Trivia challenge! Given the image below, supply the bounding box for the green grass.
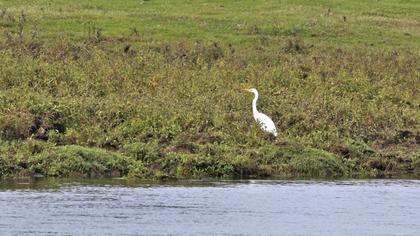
[0,0,419,179]
[1,0,419,48]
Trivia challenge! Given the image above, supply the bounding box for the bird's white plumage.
[255,113,278,136]
[246,88,278,137]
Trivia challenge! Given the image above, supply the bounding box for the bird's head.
[244,88,258,94]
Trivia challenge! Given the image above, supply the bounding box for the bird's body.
[246,88,278,137]
[254,112,278,137]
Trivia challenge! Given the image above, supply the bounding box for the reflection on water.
[1,179,419,236]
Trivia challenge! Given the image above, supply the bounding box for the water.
[0,179,419,236]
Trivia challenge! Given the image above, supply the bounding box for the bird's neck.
[252,92,259,118]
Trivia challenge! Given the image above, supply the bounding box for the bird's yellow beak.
[243,88,251,92]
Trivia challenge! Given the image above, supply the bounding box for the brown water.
[0,179,419,236]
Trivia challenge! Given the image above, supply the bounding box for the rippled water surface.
[1,179,419,236]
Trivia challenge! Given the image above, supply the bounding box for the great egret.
[245,88,278,137]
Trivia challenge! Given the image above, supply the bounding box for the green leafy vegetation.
[0,0,419,179]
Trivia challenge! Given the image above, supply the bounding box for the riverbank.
[1,140,419,179]
[1,0,419,179]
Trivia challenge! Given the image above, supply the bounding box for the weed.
[0,1,419,179]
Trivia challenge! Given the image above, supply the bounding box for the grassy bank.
[0,0,419,179]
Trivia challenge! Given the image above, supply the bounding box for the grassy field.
[0,0,419,179]
[1,0,420,48]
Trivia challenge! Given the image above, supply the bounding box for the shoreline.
[1,143,419,180]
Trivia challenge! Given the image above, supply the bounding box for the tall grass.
[0,2,419,179]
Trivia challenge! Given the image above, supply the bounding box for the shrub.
[29,145,140,177]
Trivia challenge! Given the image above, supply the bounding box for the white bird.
[245,88,278,137]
